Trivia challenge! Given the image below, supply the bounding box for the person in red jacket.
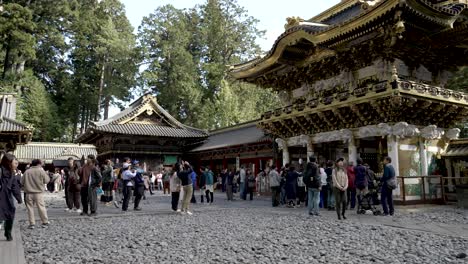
[346,161,356,210]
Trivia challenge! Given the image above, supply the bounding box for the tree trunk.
[96,60,106,121]
[103,95,111,120]
[80,105,85,134]
[2,35,12,80]
[85,107,90,131]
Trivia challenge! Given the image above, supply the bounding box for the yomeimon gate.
[78,93,208,170]
[230,0,468,200]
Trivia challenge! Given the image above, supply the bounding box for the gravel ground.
[394,208,468,225]
[20,207,468,264]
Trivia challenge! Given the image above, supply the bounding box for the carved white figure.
[420,125,444,140]
[377,123,392,137]
[275,138,288,150]
[445,128,461,140]
[340,129,353,143]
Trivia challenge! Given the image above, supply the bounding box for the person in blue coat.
[190,171,197,204]
[285,165,299,207]
[381,157,396,216]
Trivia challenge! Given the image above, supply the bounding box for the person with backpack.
[303,156,321,216]
[381,156,396,216]
[78,155,102,216]
[332,158,348,220]
[354,158,368,209]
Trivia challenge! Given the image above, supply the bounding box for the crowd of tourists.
[0,150,396,242]
[268,156,396,220]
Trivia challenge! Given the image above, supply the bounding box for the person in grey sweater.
[269,166,281,207]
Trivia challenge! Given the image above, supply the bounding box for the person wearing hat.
[132,160,145,211]
[332,158,348,220]
[121,162,136,212]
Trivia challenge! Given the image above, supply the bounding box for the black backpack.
[303,163,318,188]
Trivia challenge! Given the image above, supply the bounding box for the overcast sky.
[108,0,340,117]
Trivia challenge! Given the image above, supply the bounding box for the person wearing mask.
[285,165,299,208]
[354,158,368,210]
[177,161,193,215]
[132,161,145,211]
[78,155,102,216]
[246,169,256,201]
[319,163,328,208]
[239,166,247,200]
[269,166,281,207]
[325,160,335,211]
[22,158,49,228]
[346,161,356,210]
[121,163,136,212]
[332,158,348,220]
[204,167,214,204]
[64,159,81,213]
[101,160,114,205]
[0,153,23,240]
[170,166,181,211]
[381,157,396,216]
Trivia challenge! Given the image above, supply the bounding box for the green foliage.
[446,66,468,92]
[139,0,279,130]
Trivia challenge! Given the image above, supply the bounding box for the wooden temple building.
[189,121,274,171]
[229,0,468,200]
[0,93,32,152]
[77,93,208,171]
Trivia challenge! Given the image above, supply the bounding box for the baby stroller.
[357,189,381,215]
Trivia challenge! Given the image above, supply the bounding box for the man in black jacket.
[304,156,321,216]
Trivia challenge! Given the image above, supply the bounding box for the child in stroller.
[357,164,381,215]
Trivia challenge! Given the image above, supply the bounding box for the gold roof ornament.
[284,17,305,30]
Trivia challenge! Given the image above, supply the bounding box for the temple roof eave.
[229,0,468,80]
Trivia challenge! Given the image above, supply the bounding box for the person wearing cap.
[121,162,136,212]
[332,158,348,220]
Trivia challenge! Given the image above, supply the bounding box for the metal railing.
[395,176,468,205]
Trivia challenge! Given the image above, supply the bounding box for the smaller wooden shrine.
[77,93,208,170]
[0,93,32,152]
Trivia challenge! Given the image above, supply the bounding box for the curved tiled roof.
[13,142,97,163]
[93,123,207,138]
[0,116,31,132]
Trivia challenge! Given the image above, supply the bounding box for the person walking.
[64,159,81,213]
[239,166,247,200]
[101,159,114,205]
[285,165,299,208]
[170,166,181,211]
[304,157,321,216]
[199,168,206,203]
[21,159,49,229]
[269,166,281,207]
[121,163,136,212]
[143,173,151,199]
[78,155,102,216]
[325,160,335,211]
[52,168,62,193]
[354,158,368,209]
[177,161,193,215]
[381,157,396,216]
[0,153,23,241]
[346,161,356,210]
[247,169,256,201]
[332,158,348,220]
[204,167,214,204]
[156,171,163,191]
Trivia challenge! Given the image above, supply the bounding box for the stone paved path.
[3,190,468,263]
